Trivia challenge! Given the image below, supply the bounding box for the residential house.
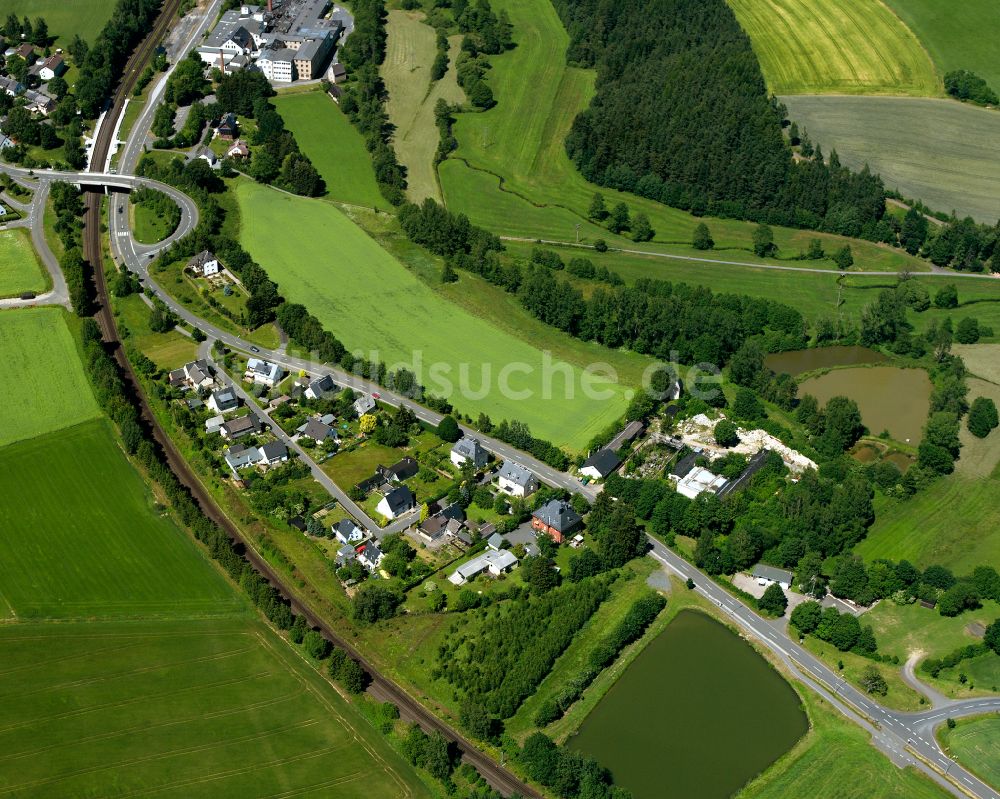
[376,484,415,520]
[226,140,250,159]
[24,90,54,115]
[675,466,728,500]
[751,564,794,591]
[205,414,225,434]
[258,440,289,466]
[298,417,338,444]
[304,373,336,400]
[188,250,222,277]
[447,522,473,549]
[451,436,488,469]
[220,413,262,439]
[335,542,357,567]
[207,387,239,413]
[245,357,283,387]
[532,499,583,544]
[497,460,539,497]
[357,541,384,572]
[353,394,376,417]
[216,112,238,140]
[224,444,260,471]
[195,146,220,169]
[15,44,35,64]
[378,457,418,483]
[333,518,365,545]
[669,451,698,481]
[417,503,465,543]
[579,449,621,481]
[174,359,214,389]
[38,55,66,82]
[448,550,518,586]
[486,532,505,551]
[329,62,347,82]
[0,76,23,97]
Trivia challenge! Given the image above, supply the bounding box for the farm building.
[674,466,728,500]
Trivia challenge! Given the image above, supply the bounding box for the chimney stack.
[268,0,273,12]
[219,51,226,76]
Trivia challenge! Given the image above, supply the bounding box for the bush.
[968,397,999,438]
[759,583,788,616]
[303,630,331,660]
[340,657,369,694]
[861,665,888,696]
[353,583,403,623]
[714,419,739,447]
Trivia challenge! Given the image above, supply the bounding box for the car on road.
[19,291,36,300]
[118,205,123,213]
[372,392,381,399]
[250,346,260,353]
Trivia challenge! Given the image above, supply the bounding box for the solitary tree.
[860,665,888,696]
[752,224,775,257]
[692,222,714,250]
[588,192,608,221]
[759,583,788,616]
[806,238,824,260]
[833,245,854,271]
[934,284,959,308]
[608,202,631,234]
[359,413,377,434]
[631,213,654,242]
[968,397,999,438]
[436,414,461,442]
[714,419,739,447]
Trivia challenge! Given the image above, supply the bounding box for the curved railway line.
[78,3,540,796]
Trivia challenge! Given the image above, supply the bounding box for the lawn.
[726,0,938,96]
[0,418,242,620]
[132,198,180,244]
[0,617,428,798]
[858,475,1000,573]
[236,180,633,450]
[862,599,1000,664]
[738,690,949,799]
[382,11,465,203]
[117,293,198,370]
[323,440,406,490]
[272,91,383,208]
[782,96,1000,223]
[436,0,926,274]
[3,0,113,49]
[938,716,1000,791]
[0,308,100,447]
[0,228,47,298]
[884,0,1000,92]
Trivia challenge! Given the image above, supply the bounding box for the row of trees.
[2,14,49,45]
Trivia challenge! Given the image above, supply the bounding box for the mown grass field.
[436,0,926,274]
[0,308,100,447]
[782,96,1000,223]
[132,200,179,245]
[0,618,424,799]
[858,475,1000,573]
[884,0,1000,92]
[0,418,242,620]
[727,0,938,96]
[938,716,1000,791]
[738,690,948,799]
[3,0,113,48]
[863,600,1000,664]
[272,91,383,208]
[118,292,198,370]
[236,180,633,449]
[382,11,465,203]
[0,228,47,298]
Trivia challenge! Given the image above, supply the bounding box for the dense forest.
[553,0,887,235]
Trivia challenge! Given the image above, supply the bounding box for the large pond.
[568,610,807,799]
[765,345,888,375]
[798,366,931,443]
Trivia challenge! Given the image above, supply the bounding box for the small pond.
[765,345,888,376]
[798,366,931,443]
[568,610,807,799]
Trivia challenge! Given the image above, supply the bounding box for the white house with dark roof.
[39,55,67,82]
[182,359,214,389]
[751,564,794,591]
[451,436,488,469]
[579,448,621,481]
[220,413,262,440]
[333,518,365,544]
[207,387,239,413]
[258,440,289,466]
[358,541,384,572]
[448,550,518,586]
[353,394,376,417]
[377,484,415,520]
[188,250,221,277]
[497,460,539,497]
[245,357,283,387]
[304,374,336,400]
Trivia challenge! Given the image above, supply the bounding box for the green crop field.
[3,0,113,49]
[783,96,1000,223]
[0,229,47,298]
[0,617,424,799]
[273,91,384,208]
[435,0,927,275]
[727,0,938,96]
[739,691,948,799]
[236,180,635,449]
[885,0,1000,92]
[938,717,1000,790]
[0,418,242,620]
[0,308,100,447]
[382,11,465,203]
[858,475,1000,573]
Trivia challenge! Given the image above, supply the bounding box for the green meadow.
[436,0,925,274]
[273,91,384,208]
[236,180,635,449]
[938,716,1000,791]
[884,0,1000,91]
[3,0,113,49]
[0,307,100,447]
[0,229,47,298]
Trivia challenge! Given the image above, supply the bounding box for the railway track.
[78,4,540,797]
